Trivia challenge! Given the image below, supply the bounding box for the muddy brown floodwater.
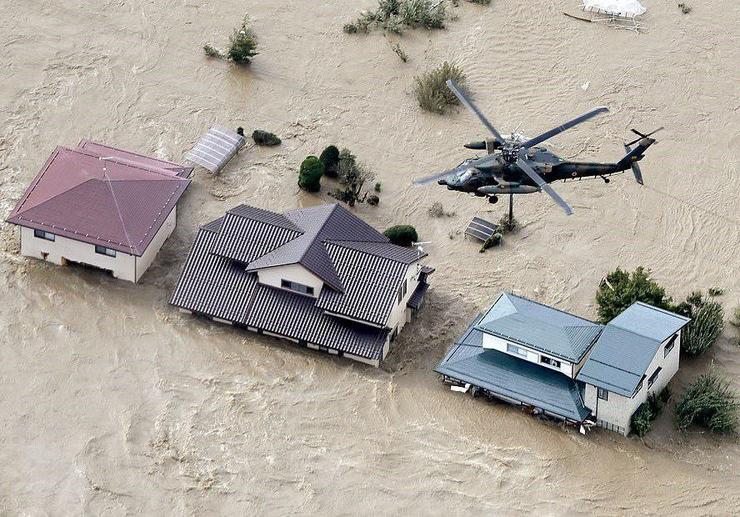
[1,0,739,515]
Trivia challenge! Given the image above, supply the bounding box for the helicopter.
[414,80,663,215]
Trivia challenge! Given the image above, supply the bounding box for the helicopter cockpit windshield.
[459,168,476,182]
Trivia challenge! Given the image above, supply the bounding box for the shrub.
[384,225,418,247]
[595,267,672,324]
[344,0,448,35]
[428,201,454,218]
[480,232,502,252]
[203,44,223,58]
[252,130,281,146]
[390,43,408,62]
[319,145,340,177]
[298,156,324,192]
[675,291,724,357]
[374,182,382,193]
[228,16,258,64]
[708,287,724,297]
[498,214,519,234]
[659,385,672,404]
[329,148,375,206]
[678,3,692,14]
[631,403,654,437]
[413,61,466,114]
[675,368,738,434]
[647,392,664,417]
[367,194,380,206]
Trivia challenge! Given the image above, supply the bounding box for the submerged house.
[6,140,191,282]
[170,203,433,366]
[436,293,690,435]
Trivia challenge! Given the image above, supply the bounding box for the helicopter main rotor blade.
[516,157,574,215]
[446,80,505,145]
[521,106,609,149]
[412,162,468,185]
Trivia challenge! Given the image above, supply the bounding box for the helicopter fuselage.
[439,144,647,196]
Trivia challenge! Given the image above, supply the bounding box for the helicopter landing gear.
[474,191,486,197]
[488,195,499,204]
[600,176,610,183]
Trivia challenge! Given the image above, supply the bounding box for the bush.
[498,214,519,234]
[675,368,738,434]
[367,194,380,206]
[479,232,502,252]
[647,392,664,417]
[344,0,447,35]
[329,148,375,206]
[595,267,672,324]
[252,130,281,146]
[384,225,418,247]
[413,61,467,114]
[679,294,724,357]
[203,44,223,58]
[659,385,673,405]
[319,145,340,177]
[428,201,454,217]
[228,16,258,64]
[298,156,324,193]
[374,182,382,193]
[631,403,654,437]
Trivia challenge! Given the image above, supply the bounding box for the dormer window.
[281,279,314,296]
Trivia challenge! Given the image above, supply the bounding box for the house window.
[33,229,55,241]
[95,245,116,257]
[280,279,314,296]
[597,387,609,401]
[506,343,527,358]
[402,279,408,297]
[648,367,662,389]
[540,355,561,368]
[664,334,677,357]
[397,284,404,305]
[634,376,645,396]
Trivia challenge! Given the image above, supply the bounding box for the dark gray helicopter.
[414,80,662,215]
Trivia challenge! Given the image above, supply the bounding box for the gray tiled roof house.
[436,292,690,434]
[171,203,432,366]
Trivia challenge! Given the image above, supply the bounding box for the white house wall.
[134,207,176,281]
[585,331,682,436]
[481,333,575,377]
[384,263,422,342]
[257,263,325,297]
[20,225,136,282]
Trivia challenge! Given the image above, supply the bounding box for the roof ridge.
[78,139,186,168]
[506,292,599,325]
[325,240,426,264]
[12,175,97,219]
[102,169,139,254]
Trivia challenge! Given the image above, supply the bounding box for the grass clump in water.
[344,0,448,35]
[413,61,466,114]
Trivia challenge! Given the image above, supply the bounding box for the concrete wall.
[20,226,136,281]
[481,333,575,378]
[134,208,176,281]
[257,263,325,297]
[584,331,682,435]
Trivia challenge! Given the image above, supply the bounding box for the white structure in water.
[437,293,690,436]
[6,140,191,282]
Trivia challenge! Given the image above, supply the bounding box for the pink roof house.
[6,140,192,282]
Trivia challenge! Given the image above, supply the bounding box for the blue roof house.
[436,293,690,435]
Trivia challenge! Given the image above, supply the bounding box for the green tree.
[595,267,672,323]
[298,156,324,193]
[675,368,738,434]
[675,292,724,357]
[228,16,258,64]
[384,225,418,247]
[319,145,340,177]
